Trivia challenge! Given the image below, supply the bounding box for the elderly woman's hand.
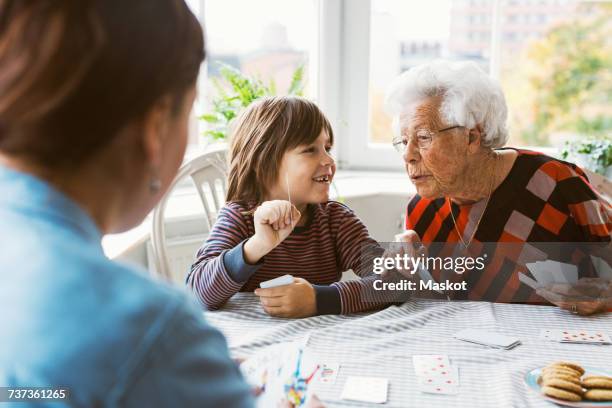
[536,278,612,315]
[382,230,427,278]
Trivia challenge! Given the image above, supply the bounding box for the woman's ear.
[467,124,484,152]
[141,97,172,168]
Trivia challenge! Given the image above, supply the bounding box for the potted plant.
[199,62,305,143]
[561,137,612,179]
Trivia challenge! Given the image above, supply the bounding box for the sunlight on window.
[191,0,318,145]
[368,0,611,149]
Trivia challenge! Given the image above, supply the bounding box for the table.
[206,293,612,407]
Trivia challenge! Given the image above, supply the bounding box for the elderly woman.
[385,60,611,314]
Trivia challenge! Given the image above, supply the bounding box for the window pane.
[205,0,315,91]
[368,0,611,150]
[197,0,318,143]
[499,1,611,148]
[368,0,492,145]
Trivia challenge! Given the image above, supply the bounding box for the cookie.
[549,362,585,376]
[539,373,582,386]
[541,378,584,395]
[542,366,582,378]
[582,376,612,390]
[542,385,582,402]
[584,388,612,401]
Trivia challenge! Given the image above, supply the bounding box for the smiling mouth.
[312,175,331,184]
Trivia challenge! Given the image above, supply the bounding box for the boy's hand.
[244,200,301,264]
[255,277,317,318]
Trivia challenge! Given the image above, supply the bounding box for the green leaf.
[288,65,305,95]
[199,113,220,123]
[199,62,310,141]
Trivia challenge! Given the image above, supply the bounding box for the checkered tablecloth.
[205,293,612,407]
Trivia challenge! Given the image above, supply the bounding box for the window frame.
[327,0,557,170]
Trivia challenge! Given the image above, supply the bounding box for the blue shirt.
[0,165,253,407]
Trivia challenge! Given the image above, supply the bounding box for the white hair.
[385,60,509,148]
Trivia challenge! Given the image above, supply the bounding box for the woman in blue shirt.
[0,1,255,406]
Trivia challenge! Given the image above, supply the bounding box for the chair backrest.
[151,146,228,280]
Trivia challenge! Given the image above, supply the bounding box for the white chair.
[151,146,228,281]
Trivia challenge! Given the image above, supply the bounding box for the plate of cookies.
[525,361,612,407]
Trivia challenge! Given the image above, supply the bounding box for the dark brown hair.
[226,96,334,205]
[0,0,204,169]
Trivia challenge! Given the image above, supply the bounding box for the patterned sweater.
[187,201,388,314]
[405,148,612,303]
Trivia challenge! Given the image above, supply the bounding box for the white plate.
[525,366,612,407]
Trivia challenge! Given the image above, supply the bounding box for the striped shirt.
[187,201,388,314]
[405,148,612,303]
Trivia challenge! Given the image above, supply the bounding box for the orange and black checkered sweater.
[405,148,612,303]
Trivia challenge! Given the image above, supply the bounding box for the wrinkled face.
[399,97,470,199]
[269,130,336,207]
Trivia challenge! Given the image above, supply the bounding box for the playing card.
[239,342,318,408]
[527,262,556,285]
[559,263,578,283]
[518,272,540,290]
[526,261,579,285]
[417,382,459,395]
[260,274,294,289]
[318,363,340,384]
[417,366,459,386]
[340,376,388,404]
[413,355,460,395]
[412,355,451,376]
[540,329,611,344]
[453,329,521,349]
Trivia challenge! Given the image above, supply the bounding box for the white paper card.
[453,329,521,349]
[318,363,340,384]
[540,329,612,344]
[340,376,388,404]
[260,274,294,289]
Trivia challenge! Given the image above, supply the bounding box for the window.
[185,0,609,170]
[338,0,493,170]
[186,0,319,147]
[339,0,611,170]
[499,1,611,148]
[368,0,484,146]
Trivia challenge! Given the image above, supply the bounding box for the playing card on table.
[453,328,521,349]
[412,355,451,376]
[340,376,388,404]
[540,329,611,344]
[413,355,460,395]
[318,363,339,384]
[417,366,459,395]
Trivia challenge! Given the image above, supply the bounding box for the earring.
[149,169,161,194]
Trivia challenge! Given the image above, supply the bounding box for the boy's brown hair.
[226,96,334,205]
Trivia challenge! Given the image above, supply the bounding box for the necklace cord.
[448,152,499,248]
